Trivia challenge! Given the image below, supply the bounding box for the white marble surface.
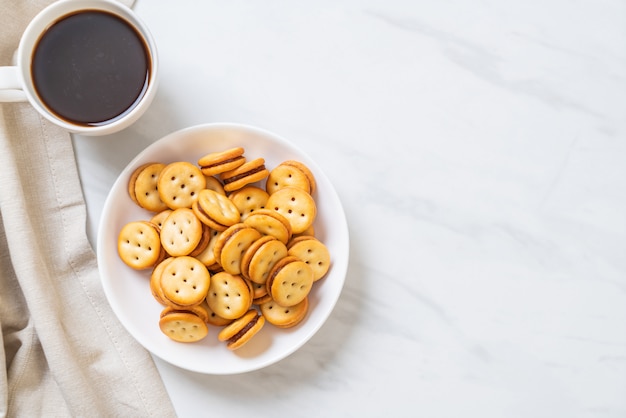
[73,0,626,417]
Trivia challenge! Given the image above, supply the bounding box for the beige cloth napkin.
[0,1,177,417]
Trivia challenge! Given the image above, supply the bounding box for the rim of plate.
[96,122,349,374]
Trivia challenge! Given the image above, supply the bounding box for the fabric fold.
[0,1,176,417]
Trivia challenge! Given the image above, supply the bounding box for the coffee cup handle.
[0,66,28,102]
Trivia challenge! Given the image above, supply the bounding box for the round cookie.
[117,221,163,270]
[220,158,269,193]
[159,304,210,324]
[240,235,274,279]
[260,297,308,328]
[214,223,262,275]
[159,208,203,256]
[266,255,313,307]
[217,309,265,350]
[280,160,316,194]
[287,236,330,281]
[205,272,253,320]
[192,189,240,231]
[198,147,245,176]
[245,236,289,285]
[159,310,208,343]
[243,208,292,244]
[160,256,211,307]
[266,187,316,234]
[158,161,206,209]
[228,186,269,220]
[134,162,168,212]
[266,162,312,195]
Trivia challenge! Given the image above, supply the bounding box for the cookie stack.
[117,147,331,350]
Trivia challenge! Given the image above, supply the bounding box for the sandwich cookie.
[217,309,265,350]
[287,236,331,281]
[260,297,308,328]
[241,235,289,284]
[159,208,203,256]
[192,189,240,231]
[194,228,221,268]
[266,186,316,235]
[150,257,175,306]
[266,255,313,307]
[266,160,316,195]
[198,147,245,177]
[160,256,211,308]
[128,162,153,206]
[243,208,292,244]
[212,223,261,275]
[228,186,269,220]
[220,158,269,193]
[159,309,208,343]
[117,221,164,270]
[205,271,253,320]
[128,162,169,212]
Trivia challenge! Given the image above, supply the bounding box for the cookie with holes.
[192,189,240,231]
[213,223,262,275]
[260,297,308,328]
[266,186,316,235]
[157,161,206,209]
[287,235,330,282]
[242,235,289,284]
[117,221,164,270]
[131,162,169,212]
[266,255,313,307]
[159,208,203,256]
[159,309,208,343]
[205,271,253,320]
[160,256,211,307]
[228,186,269,220]
[243,208,292,244]
[266,160,316,195]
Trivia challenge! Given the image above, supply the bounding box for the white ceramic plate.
[97,123,349,374]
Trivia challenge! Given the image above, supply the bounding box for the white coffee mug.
[0,0,158,136]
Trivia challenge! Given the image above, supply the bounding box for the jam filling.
[229,314,260,343]
[201,156,244,170]
[222,165,266,185]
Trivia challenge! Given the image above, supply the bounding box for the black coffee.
[31,10,150,126]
